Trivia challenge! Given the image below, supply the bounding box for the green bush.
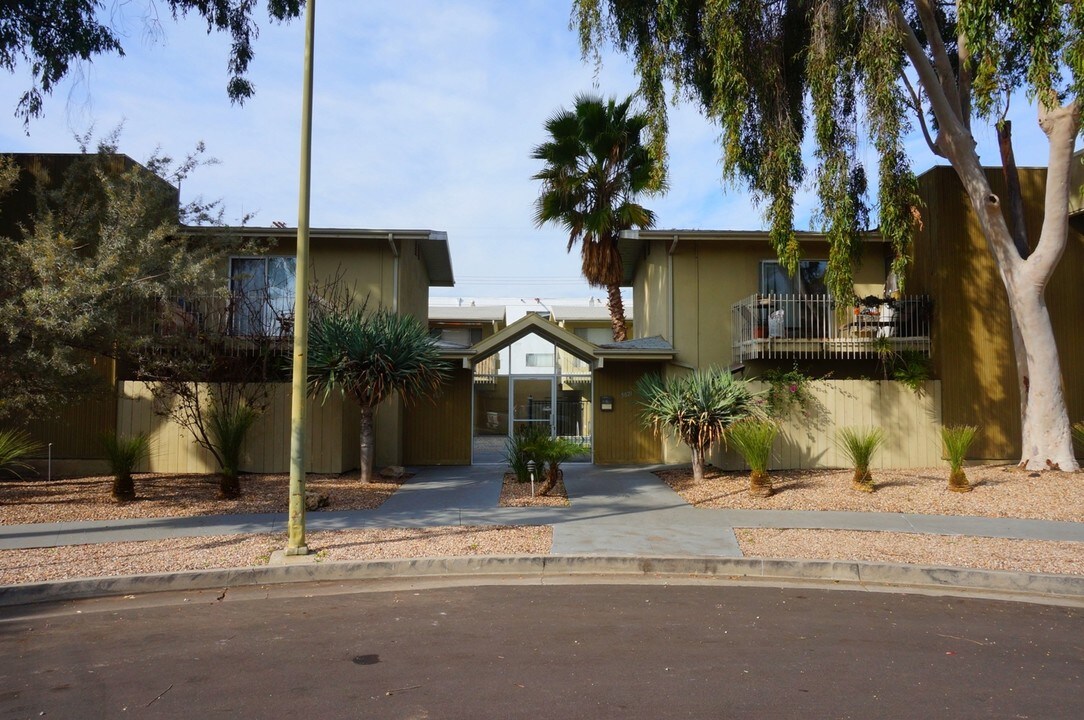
[101,431,151,501]
[836,426,885,492]
[208,401,259,499]
[941,425,977,493]
[728,420,778,497]
[505,425,550,483]
[892,351,931,392]
[0,428,41,479]
[1073,422,1084,453]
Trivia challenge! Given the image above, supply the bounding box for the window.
[574,327,613,345]
[230,256,296,336]
[431,327,483,345]
[525,352,554,368]
[760,260,829,296]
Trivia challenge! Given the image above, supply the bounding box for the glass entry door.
[511,377,554,437]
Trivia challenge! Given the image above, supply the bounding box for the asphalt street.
[1,582,1080,719]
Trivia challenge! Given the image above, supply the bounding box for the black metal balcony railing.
[730,294,932,361]
[124,291,297,357]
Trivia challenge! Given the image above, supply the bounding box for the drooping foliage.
[532,93,662,341]
[575,0,1083,471]
[0,1,304,125]
[574,0,918,302]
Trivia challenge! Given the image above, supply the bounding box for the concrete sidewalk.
[1,464,1082,555]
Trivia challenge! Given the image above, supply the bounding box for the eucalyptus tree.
[532,93,662,341]
[575,0,1082,470]
[0,0,303,125]
[307,306,449,483]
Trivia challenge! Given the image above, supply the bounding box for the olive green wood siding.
[23,356,117,460]
[908,167,1083,460]
[699,380,943,470]
[594,362,663,464]
[402,368,472,465]
[117,381,357,474]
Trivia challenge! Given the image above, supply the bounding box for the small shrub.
[761,365,818,419]
[1073,422,1084,453]
[941,425,977,493]
[836,426,885,492]
[101,432,151,502]
[208,401,259,499]
[505,425,549,483]
[535,436,585,496]
[0,429,41,479]
[892,351,931,393]
[729,420,778,497]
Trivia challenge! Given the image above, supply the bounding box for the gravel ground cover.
[657,464,1084,522]
[498,473,570,507]
[0,472,406,525]
[737,528,1084,576]
[0,526,553,585]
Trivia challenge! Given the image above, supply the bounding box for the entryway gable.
[467,313,598,368]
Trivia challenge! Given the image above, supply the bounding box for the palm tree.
[636,369,760,482]
[307,306,449,482]
[532,93,662,342]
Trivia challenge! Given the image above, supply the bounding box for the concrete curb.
[2,555,1082,607]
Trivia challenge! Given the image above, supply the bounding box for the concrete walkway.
[1,464,1082,554]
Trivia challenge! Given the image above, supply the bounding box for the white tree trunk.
[896,9,1080,472]
[943,102,1080,472]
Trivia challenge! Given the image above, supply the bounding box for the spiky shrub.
[101,432,151,502]
[1073,422,1084,454]
[505,425,550,483]
[835,427,885,492]
[207,400,258,499]
[0,429,41,479]
[308,307,449,483]
[941,425,978,493]
[729,420,778,497]
[535,436,586,496]
[636,368,760,482]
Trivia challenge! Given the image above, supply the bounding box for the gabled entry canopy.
[439,312,675,369]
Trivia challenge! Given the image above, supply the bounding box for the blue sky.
[0,2,1067,299]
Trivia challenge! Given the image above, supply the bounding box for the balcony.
[123,291,298,358]
[731,294,932,362]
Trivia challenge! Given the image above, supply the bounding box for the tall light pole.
[286,0,316,556]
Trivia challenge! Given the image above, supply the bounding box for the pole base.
[284,545,309,557]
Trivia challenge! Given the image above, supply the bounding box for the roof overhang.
[189,226,455,287]
[438,313,675,369]
[617,228,886,284]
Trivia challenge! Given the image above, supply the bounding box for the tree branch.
[914,0,964,124]
[901,71,942,157]
[893,7,966,154]
[1026,100,1081,286]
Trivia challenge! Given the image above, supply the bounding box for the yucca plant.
[101,432,151,502]
[207,400,259,499]
[729,419,778,497]
[836,427,885,492]
[308,306,449,483]
[941,425,978,493]
[505,425,550,483]
[637,368,760,482]
[0,428,41,479]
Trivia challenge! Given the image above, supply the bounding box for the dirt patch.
[498,472,570,507]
